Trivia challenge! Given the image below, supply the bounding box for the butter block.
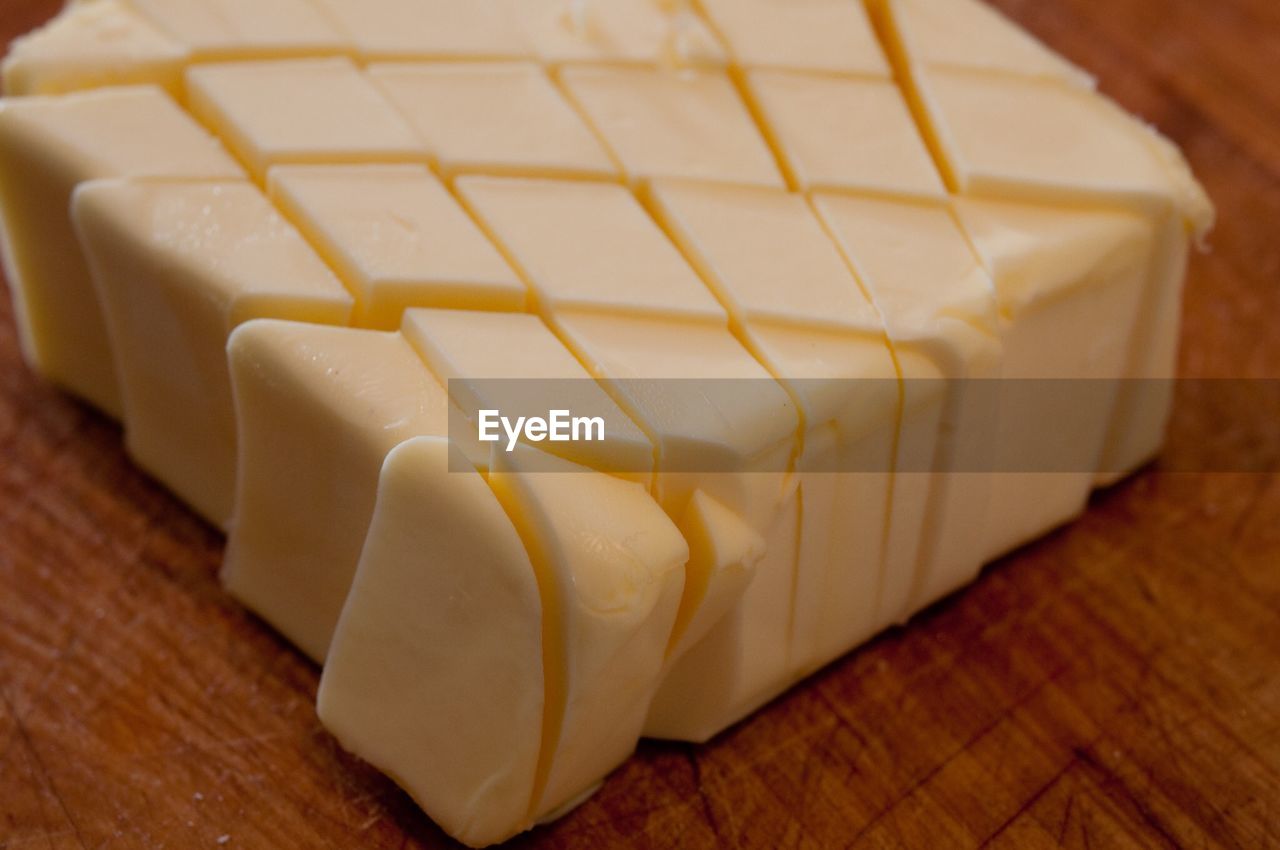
[559,66,785,188]
[401,308,653,482]
[222,320,478,661]
[1,0,188,98]
[72,179,352,527]
[0,1,1217,844]
[700,0,889,76]
[456,176,724,322]
[124,0,346,60]
[746,70,946,200]
[310,0,527,62]
[268,164,524,327]
[0,86,241,416]
[186,58,425,181]
[367,62,615,180]
[317,437,545,848]
[500,0,725,67]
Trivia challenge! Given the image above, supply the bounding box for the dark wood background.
[2,0,1278,847]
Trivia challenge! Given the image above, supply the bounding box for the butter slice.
[310,0,527,62]
[1,0,187,98]
[0,86,241,416]
[72,179,352,528]
[367,62,615,181]
[876,0,1094,87]
[489,443,687,820]
[700,0,889,76]
[746,70,946,200]
[457,176,725,322]
[918,68,1180,212]
[222,321,477,661]
[666,490,765,662]
[646,180,901,676]
[186,58,425,181]
[550,311,800,739]
[124,0,346,59]
[401,308,654,482]
[318,437,545,848]
[268,164,525,327]
[559,66,785,189]
[500,0,725,67]
[814,193,1004,617]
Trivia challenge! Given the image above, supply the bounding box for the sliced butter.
[124,0,346,60]
[559,66,785,189]
[71,179,351,528]
[317,437,545,848]
[457,176,725,322]
[221,320,477,661]
[499,0,725,67]
[0,86,241,416]
[186,57,425,181]
[401,307,654,482]
[700,0,889,77]
[267,163,525,327]
[746,70,946,200]
[310,0,527,62]
[368,62,615,181]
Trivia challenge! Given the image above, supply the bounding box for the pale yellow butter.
[268,163,525,326]
[0,86,240,416]
[72,179,351,527]
[0,1,1216,846]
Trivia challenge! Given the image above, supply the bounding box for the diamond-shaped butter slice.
[368,62,616,180]
[268,164,525,327]
[560,65,785,188]
[310,0,527,62]
[499,0,725,67]
[701,0,889,76]
[747,69,946,200]
[186,57,425,181]
[125,0,346,60]
[876,0,1094,86]
[401,308,653,482]
[457,176,725,322]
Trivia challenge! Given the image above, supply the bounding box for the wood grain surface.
[2,1,1278,847]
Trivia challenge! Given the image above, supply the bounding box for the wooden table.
[2,1,1278,847]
